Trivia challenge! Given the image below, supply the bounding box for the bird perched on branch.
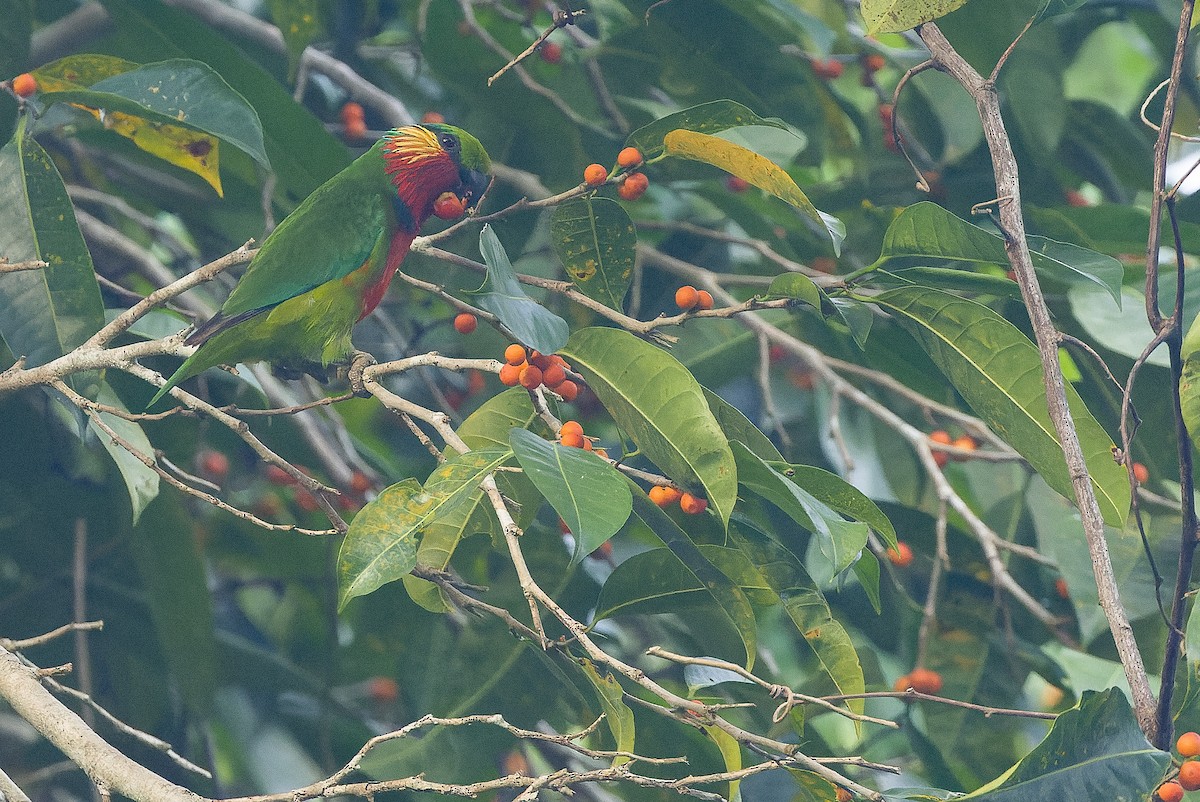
[148,123,491,407]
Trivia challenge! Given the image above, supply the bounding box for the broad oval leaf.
[880,202,1122,306]
[509,427,632,564]
[663,129,841,250]
[957,688,1168,801]
[577,659,635,766]
[550,197,635,312]
[93,382,160,524]
[770,462,898,550]
[624,99,790,161]
[871,286,1129,527]
[474,225,569,355]
[703,387,783,463]
[338,449,511,609]
[558,327,737,529]
[763,273,823,309]
[861,0,970,35]
[0,124,104,397]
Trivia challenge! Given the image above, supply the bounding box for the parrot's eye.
[439,133,460,153]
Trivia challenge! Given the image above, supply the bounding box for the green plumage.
[148,124,490,407]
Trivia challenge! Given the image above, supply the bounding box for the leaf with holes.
[559,327,737,529]
[861,0,970,35]
[550,197,636,312]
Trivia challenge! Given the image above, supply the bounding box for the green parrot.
[148,123,491,407]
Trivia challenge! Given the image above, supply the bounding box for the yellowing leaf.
[662,129,840,249]
[860,0,971,35]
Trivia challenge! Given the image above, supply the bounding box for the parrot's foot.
[272,360,335,383]
[348,350,377,397]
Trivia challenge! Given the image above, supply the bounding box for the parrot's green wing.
[220,150,392,320]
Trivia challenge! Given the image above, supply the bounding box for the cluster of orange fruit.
[502,345,580,401]
[1157,731,1200,800]
[583,147,648,201]
[928,429,977,468]
[893,667,942,695]
[558,420,605,458]
[675,285,714,312]
[648,484,708,515]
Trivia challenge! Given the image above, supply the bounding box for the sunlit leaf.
[268,0,322,80]
[663,129,842,251]
[871,287,1129,528]
[559,327,737,529]
[474,225,569,355]
[763,273,822,309]
[550,197,636,312]
[577,658,635,766]
[861,0,970,35]
[509,427,632,564]
[625,99,790,160]
[703,387,783,463]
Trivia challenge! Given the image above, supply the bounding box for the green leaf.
[729,523,865,726]
[733,443,870,582]
[474,225,569,355]
[38,58,269,169]
[1180,312,1200,454]
[703,387,783,463]
[92,382,159,523]
[550,197,636,312]
[0,124,104,396]
[558,327,737,529]
[577,658,635,766]
[624,99,790,161]
[763,273,823,309]
[880,202,1122,307]
[509,428,632,564]
[769,462,897,550]
[702,723,742,801]
[267,0,322,81]
[663,129,842,252]
[595,545,780,620]
[629,483,757,668]
[338,449,511,609]
[957,689,1168,801]
[871,287,1129,528]
[861,0,971,35]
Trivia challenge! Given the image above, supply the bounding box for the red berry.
[1179,731,1200,758]
[295,489,320,512]
[894,673,912,692]
[864,53,886,73]
[617,147,643,169]
[1158,781,1185,802]
[726,175,750,192]
[1132,462,1149,484]
[518,364,543,389]
[340,101,365,123]
[541,363,566,388]
[556,380,579,401]
[265,464,295,485]
[453,312,478,334]
[675,285,700,310]
[368,676,399,703]
[679,493,708,515]
[433,191,467,220]
[343,116,368,141]
[1065,189,1090,207]
[584,163,608,186]
[199,449,230,480]
[499,362,523,386]
[540,41,562,64]
[467,369,486,396]
[886,541,913,567]
[350,471,372,493]
[421,111,445,124]
[618,171,648,201]
[1055,577,1069,599]
[907,667,942,694]
[811,57,843,80]
[1182,760,1200,791]
[12,73,37,97]
[696,290,714,310]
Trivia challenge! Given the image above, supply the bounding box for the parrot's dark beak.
[459,168,491,211]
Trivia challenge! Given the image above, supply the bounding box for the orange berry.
[584,163,608,186]
[343,116,368,140]
[1158,781,1185,802]
[659,486,682,506]
[453,312,478,334]
[864,53,885,73]
[340,101,365,123]
[618,171,648,201]
[504,344,527,365]
[1132,462,1149,484]
[617,146,643,169]
[559,420,584,439]
[929,430,953,445]
[907,667,943,694]
[433,191,467,220]
[1055,577,1069,599]
[529,352,553,370]
[679,493,708,515]
[675,285,700,310]
[594,447,608,459]
[539,41,562,64]
[648,486,672,507]
[933,451,950,469]
[810,57,843,79]
[951,435,977,460]
[518,364,543,389]
[421,111,445,124]
[561,431,585,449]
[1179,732,1200,758]
[198,449,230,480]
[886,541,913,568]
[11,72,36,97]
[1181,760,1200,791]
[542,363,566,388]
[696,290,714,310]
[893,674,911,692]
[835,789,853,802]
[726,175,750,192]
[350,471,372,493]
[499,362,523,386]
[556,380,579,401]
[878,103,895,127]
[367,676,399,703]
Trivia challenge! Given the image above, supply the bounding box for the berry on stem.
[618,172,648,201]
[556,380,580,401]
[679,493,708,515]
[696,290,714,311]
[907,667,942,694]
[1179,731,1200,758]
[504,344,527,365]
[540,41,562,64]
[1182,760,1200,791]
[584,163,608,186]
[518,364,543,389]
[951,434,977,461]
[886,541,913,567]
[343,116,368,141]
[675,285,700,310]
[421,111,445,124]
[453,312,478,334]
[617,146,643,169]
[560,420,584,439]
[864,53,885,73]
[433,191,467,220]
[11,73,37,97]
[1157,781,1185,802]
[1132,462,1149,484]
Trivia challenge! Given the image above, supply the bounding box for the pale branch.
[1,621,104,651]
[487,8,583,86]
[826,689,1058,721]
[0,257,48,273]
[0,768,32,802]
[917,19,1156,737]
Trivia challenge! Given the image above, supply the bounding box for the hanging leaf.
[663,129,843,252]
[473,225,569,355]
[559,327,737,529]
[509,427,632,564]
[550,197,636,312]
[625,99,790,161]
[267,0,322,81]
[861,0,971,35]
[576,659,635,766]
